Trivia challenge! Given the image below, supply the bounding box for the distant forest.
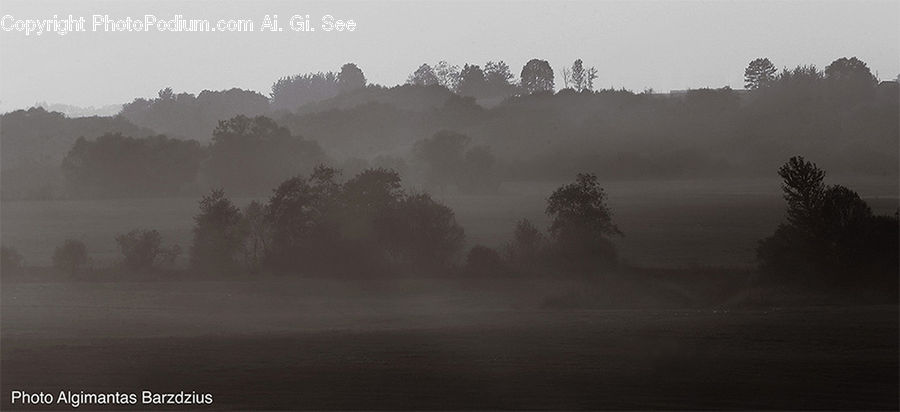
[1,57,897,200]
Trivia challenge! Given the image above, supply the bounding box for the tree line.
[5,158,895,302]
[1,55,896,200]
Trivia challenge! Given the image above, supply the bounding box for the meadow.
[1,278,897,409]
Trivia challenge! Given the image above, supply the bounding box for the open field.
[2,177,898,268]
[1,279,897,410]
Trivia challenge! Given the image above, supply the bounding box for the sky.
[0,0,898,111]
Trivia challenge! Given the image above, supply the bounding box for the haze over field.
[1,1,898,410]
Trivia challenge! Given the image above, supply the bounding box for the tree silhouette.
[190,189,245,275]
[484,60,516,97]
[338,63,367,93]
[758,157,899,297]
[408,63,439,86]
[546,173,621,268]
[433,61,460,90]
[270,72,339,110]
[520,59,555,94]
[413,130,470,192]
[503,218,547,264]
[744,58,777,90]
[824,57,878,102]
[116,229,163,271]
[778,156,826,230]
[457,64,487,97]
[568,59,597,92]
[204,115,324,195]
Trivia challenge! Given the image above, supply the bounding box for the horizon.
[1,0,898,112]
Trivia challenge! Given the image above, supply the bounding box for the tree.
[338,63,366,93]
[120,87,270,140]
[204,115,324,195]
[53,239,88,276]
[565,59,598,92]
[265,165,342,271]
[484,60,516,97]
[62,133,203,198]
[408,63,439,86]
[824,57,878,102]
[456,64,487,97]
[434,61,461,90]
[778,156,825,230]
[520,59,555,94]
[546,173,621,267]
[503,218,547,264]
[240,201,270,273]
[340,168,404,243]
[116,229,163,271]
[385,193,465,267]
[413,130,470,192]
[190,189,245,275]
[758,157,899,297]
[744,58,777,90]
[270,71,339,110]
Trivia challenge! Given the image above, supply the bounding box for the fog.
[1,1,898,410]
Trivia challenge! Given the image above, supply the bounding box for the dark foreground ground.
[1,280,898,410]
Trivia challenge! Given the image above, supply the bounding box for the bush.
[1,246,23,275]
[53,239,88,276]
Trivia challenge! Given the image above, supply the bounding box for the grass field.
[2,177,897,268]
[1,279,897,410]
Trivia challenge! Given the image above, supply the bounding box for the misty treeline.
[2,168,621,279]
[1,56,896,200]
[4,156,894,302]
[184,167,621,278]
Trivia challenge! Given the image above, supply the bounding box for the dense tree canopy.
[62,133,203,198]
[203,115,325,195]
[520,59,555,94]
[744,58,777,90]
